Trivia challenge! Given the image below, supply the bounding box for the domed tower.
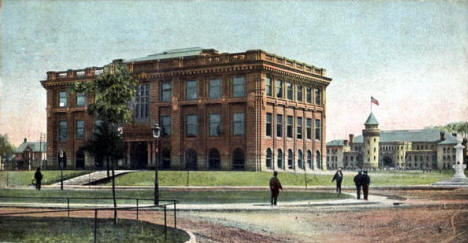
[362,113,380,169]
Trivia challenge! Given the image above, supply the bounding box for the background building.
[12,138,47,170]
[41,48,332,171]
[326,113,459,170]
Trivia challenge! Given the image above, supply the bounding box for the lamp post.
[59,150,64,190]
[152,122,161,206]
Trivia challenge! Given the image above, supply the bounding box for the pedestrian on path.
[361,170,371,200]
[354,171,362,199]
[269,171,283,206]
[331,168,343,195]
[34,167,43,191]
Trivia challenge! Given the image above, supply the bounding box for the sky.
[0,0,467,146]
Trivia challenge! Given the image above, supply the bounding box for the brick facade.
[41,48,332,171]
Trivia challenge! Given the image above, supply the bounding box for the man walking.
[34,167,43,191]
[354,171,362,199]
[269,171,283,206]
[332,168,343,194]
[361,170,371,200]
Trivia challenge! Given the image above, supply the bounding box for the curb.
[183,228,197,243]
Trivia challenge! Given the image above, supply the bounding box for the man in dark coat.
[331,168,343,194]
[354,171,362,199]
[361,170,371,200]
[269,171,283,206]
[34,167,43,191]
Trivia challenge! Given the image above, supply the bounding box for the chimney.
[440,132,445,141]
[349,134,354,146]
[24,138,27,143]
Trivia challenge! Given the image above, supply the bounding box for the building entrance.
[130,142,148,169]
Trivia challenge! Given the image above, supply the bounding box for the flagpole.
[370,97,372,113]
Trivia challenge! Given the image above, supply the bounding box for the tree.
[431,122,468,139]
[74,62,137,224]
[0,134,15,167]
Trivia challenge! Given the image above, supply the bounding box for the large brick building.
[41,48,332,171]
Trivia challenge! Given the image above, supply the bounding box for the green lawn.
[106,170,455,187]
[0,217,188,243]
[0,170,92,186]
[0,188,351,204]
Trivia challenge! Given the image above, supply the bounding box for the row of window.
[265,113,321,140]
[264,77,322,105]
[58,120,85,141]
[58,91,86,108]
[160,77,246,102]
[265,148,323,170]
[443,147,456,153]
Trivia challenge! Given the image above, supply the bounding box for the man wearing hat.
[269,171,283,206]
[361,170,371,200]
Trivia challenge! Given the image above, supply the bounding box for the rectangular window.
[160,82,172,102]
[59,91,67,107]
[297,117,302,139]
[286,82,293,100]
[209,113,221,136]
[233,112,245,136]
[315,88,321,105]
[134,83,150,120]
[266,113,272,136]
[276,114,283,137]
[58,121,67,141]
[209,78,222,99]
[265,77,272,96]
[315,119,321,140]
[186,80,198,100]
[76,93,85,107]
[296,85,303,102]
[76,120,84,139]
[276,80,283,98]
[233,77,246,97]
[287,116,293,138]
[185,114,198,137]
[306,87,312,103]
[161,115,171,136]
[306,118,312,139]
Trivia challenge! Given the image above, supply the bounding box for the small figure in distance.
[361,170,371,200]
[354,170,363,199]
[34,167,43,191]
[332,168,343,195]
[269,171,283,206]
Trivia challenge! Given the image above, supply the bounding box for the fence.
[0,196,178,242]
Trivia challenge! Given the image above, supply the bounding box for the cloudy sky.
[1,0,467,146]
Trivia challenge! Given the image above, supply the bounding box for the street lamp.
[59,150,64,190]
[152,122,161,206]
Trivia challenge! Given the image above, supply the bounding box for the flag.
[371,96,379,106]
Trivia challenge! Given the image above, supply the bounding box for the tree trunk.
[111,158,117,224]
[106,157,110,178]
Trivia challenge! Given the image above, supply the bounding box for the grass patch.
[0,216,189,243]
[106,170,454,187]
[0,189,351,204]
[0,170,92,186]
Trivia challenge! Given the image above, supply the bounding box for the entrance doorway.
[76,149,85,169]
[185,149,197,170]
[130,142,148,169]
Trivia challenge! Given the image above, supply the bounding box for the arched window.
[162,149,171,169]
[185,149,197,170]
[232,148,245,170]
[208,148,221,170]
[288,149,294,169]
[266,148,272,169]
[307,150,313,169]
[297,150,303,169]
[316,151,321,169]
[277,149,283,169]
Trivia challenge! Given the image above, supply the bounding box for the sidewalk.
[51,170,133,186]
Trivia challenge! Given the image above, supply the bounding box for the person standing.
[354,171,362,199]
[332,168,343,194]
[269,171,283,206]
[34,167,43,191]
[361,170,371,200]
